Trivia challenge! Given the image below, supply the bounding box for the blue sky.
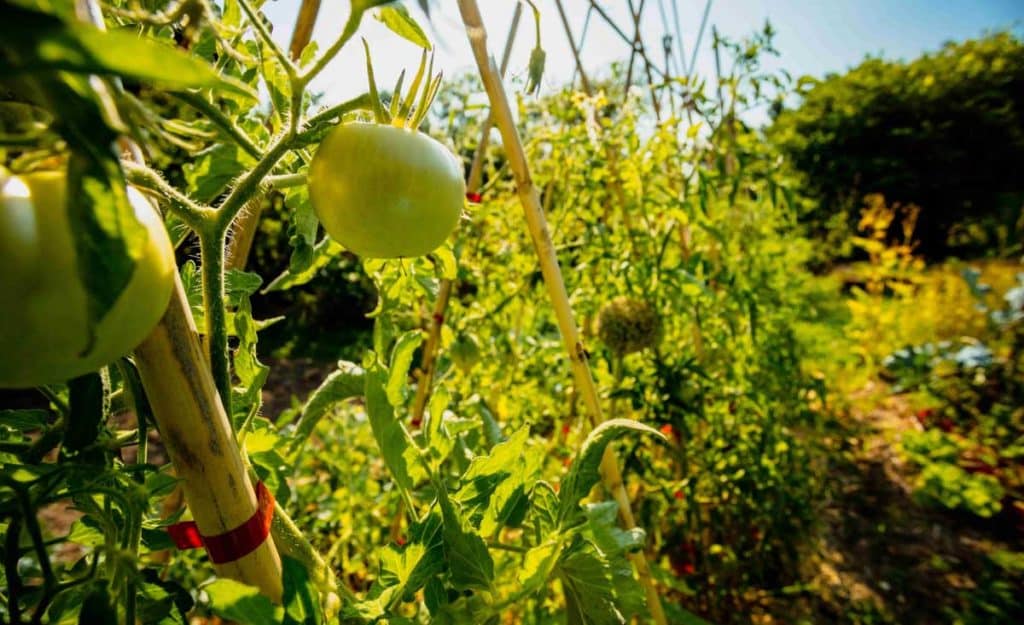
[260,1,1023,110]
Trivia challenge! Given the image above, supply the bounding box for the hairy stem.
[122,161,213,226]
[236,0,298,80]
[171,90,262,159]
[200,230,231,412]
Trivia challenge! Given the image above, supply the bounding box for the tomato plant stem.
[236,0,299,81]
[122,161,212,227]
[200,231,232,412]
[170,90,263,159]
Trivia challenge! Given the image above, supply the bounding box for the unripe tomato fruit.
[308,123,464,258]
[449,333,481,374]
[0,170,175,388]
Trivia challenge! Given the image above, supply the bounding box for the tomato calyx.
[362,39,442,132]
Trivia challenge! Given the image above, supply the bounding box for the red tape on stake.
[167,481,275,564]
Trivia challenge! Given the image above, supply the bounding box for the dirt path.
[803,382,1013,624]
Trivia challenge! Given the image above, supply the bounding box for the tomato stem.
[200,231,232,414]
[171,90,263,160]
[236,0,299,82]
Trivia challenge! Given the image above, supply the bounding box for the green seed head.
[597,296,661,356]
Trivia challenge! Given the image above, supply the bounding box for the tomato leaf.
[377,528,444,609]
[264,238,344,293]
[557,536,626,625]
[518,539,562,591]
[204,578,282,625]
[183,142,254,203]
[0,5,254,99]
[0,409,49,432]
[231,287,268,427]
[365,362,416,492]
[386,330,423,407]
[282,556,323,625]
[437,483,494,591]
[582,502,647,618]
[288,361,365,452]
[376,5,432,50]
[558,419,666,525]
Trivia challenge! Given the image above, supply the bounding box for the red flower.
[561,424,571,437]
[673,490,684,501]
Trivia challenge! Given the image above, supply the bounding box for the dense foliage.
[770,32,1024,258]
[0,1,1021,625]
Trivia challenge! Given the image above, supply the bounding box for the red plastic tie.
[166,481,275,564]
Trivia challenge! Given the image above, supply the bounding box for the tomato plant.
[9,1,1012,625]
[0,170,174,388]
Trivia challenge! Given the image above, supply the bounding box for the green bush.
[770,32,1024,258]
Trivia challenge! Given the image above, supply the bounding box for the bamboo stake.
[135,279,284,598]
[289,0,322,60]
[75,0,284,600]
[456,3,667,623]
[408,1,523,427]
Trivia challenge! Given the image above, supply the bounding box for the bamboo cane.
[456,3,668,623]
[135,278,284,599]
[75,0,284,600]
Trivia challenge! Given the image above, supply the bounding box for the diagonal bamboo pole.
[456,3,667,623]
[74,0,285,600]
[134,280,285,598]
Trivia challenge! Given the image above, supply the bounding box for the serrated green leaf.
[365,363,416,492]
[226,269,263,303]
[519,539,561,590]
[264,238,344,293]
[387,331,423,407]
[288,361,364,451]
[376,5,432,50]
[282,556,322,625]
[432,245,458,280]
[437,484,494,591]
[0,6,254,99]
[582,502,647,618]
[559,419,665,525]
[558,537,625,625]
[231,293,268,425]
[67,151,147,355]
[0,409,48,432]
[183,142,254,203]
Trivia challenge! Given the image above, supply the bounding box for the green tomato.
[308,123,465,258]
[0,170,175,388]
[449,333,481,373]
